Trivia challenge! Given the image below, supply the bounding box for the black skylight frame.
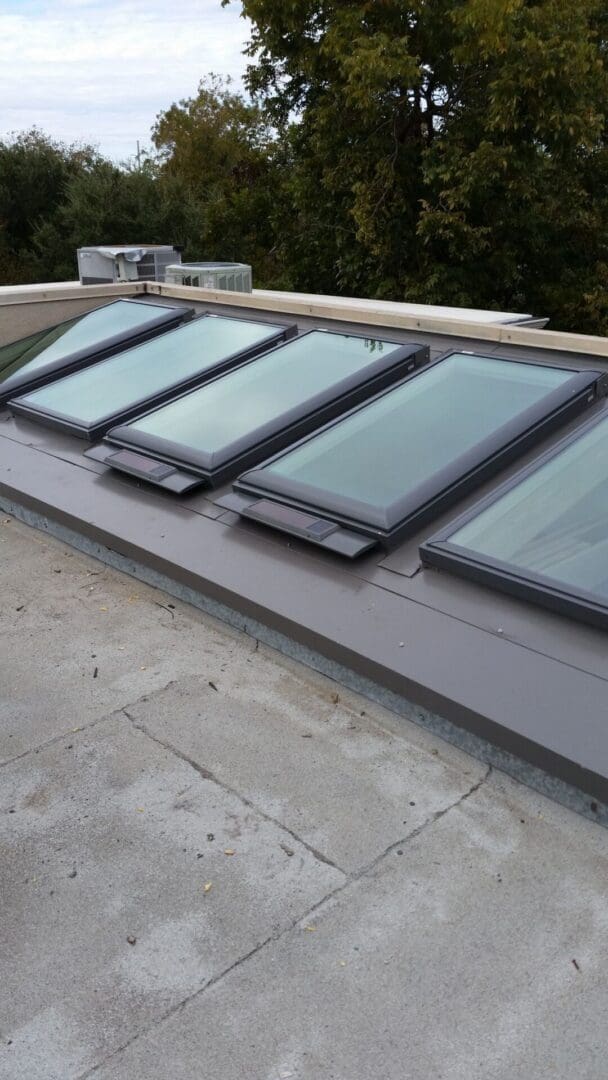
[0,298,192,405]
[420,408,608,631]
[226,352,608,557]
[8,314,297,441]
[90,332,430,491]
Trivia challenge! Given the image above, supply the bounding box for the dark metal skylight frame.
[0,298,192,405]
[8,314,297,440]
[227,353,608,557]
[420,408,608,631]
[92,331,430,491]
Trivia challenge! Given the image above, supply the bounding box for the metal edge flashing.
[8,319,298,441]
[0,300,193,405]
[1,488,607,826]
[98,338,430,490]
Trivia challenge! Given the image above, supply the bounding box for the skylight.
[227,352,605,556]
[0,299,190,404]
[421,410,608,629]
[8,315,295,439]
[92,331,429,490]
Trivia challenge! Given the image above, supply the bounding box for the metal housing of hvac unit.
[77,246,181,286]
[165,262,253,293]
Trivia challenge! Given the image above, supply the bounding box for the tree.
[31,161,203,281]
[228,0,608,331]
[412,0,608,331]
[0,129,96,284]
[153,74,271,189]
[0,76,287,288]
[152,75,285,284]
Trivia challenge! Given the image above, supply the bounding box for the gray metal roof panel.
[2,298,608,815]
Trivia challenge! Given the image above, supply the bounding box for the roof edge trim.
[146,282,608,358]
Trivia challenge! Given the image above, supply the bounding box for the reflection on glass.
[0,300,170,384]
[449,416,608,597]
[259,353,570,513]
[126,331,401,453]
[15,316,283,423]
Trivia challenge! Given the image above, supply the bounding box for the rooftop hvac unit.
[165,262,252,293]
[77,246,181,286]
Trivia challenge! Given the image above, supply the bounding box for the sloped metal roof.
[1,283,607,822]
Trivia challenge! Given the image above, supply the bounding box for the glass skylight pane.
[125,331,404,455]
[0,304,178,397]
[13,315,284,428]
[0,300,168,380]
[251,353,572,525]
[447,415,608,596]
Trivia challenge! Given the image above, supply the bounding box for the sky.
[0,0,251,162]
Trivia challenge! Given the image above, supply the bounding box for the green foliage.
[31,163,203,281]
[411,0,608,331]
[232,0,608,330]
[152,75,283,283]
[0,129,97,284]
[153,74,271,187]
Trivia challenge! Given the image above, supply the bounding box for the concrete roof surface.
[2,514,608,1080]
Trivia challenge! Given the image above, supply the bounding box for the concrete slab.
[126,674,485,873]
[2,514,608,1080]
[0,716,343,1080]
[89,773,608,1080]
[0,515,262,763]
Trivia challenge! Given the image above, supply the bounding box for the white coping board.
[253,289,539,325]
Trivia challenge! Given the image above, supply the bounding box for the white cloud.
[0,0,252,161]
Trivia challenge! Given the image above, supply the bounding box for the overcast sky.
[0,0,251,162]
